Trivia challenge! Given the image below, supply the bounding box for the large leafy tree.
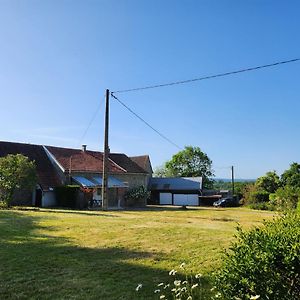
[0,154,37,206]
[163,146,214,188]
[255,171,280,193]
[281,162,300,188]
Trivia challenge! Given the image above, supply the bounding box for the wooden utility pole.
[231,165,235,198]
[102,89,110,211]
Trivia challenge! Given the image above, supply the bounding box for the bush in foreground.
[215,213,300,300]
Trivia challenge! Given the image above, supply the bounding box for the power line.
[77,95,105,147]
[113,57,300,94]
[111,93,182,150]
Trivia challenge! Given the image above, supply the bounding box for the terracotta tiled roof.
[0,141,61,190]
[45,146,126,174]
[130,155,153,174]
[108,153,148,174]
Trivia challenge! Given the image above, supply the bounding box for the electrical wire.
[113,58,300,94]
[77,95,105,147]
[111,93,182,150]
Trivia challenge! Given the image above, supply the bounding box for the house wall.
[113,173,149,189]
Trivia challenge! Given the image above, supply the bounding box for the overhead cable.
[111,93,182,150]
[78,95,105,147]
[113,58,300,94]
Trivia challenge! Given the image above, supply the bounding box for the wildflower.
[215,292,221,298]
[160,295,166,299]
[182,281,188,285]
[250,296,260,300]
[187,297,192,300]
[210,286,216,291]
[174,280,181,286]
[195,273,202,279]
[169,269,177,276]
[154,289,160,293]
[181,287,187,292]
[157,282,164,287]
[135,284,143,291]
[180,262,186,269]
[164,284,170,289]
[191,283,199,289]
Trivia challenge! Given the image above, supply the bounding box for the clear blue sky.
[1,0,299,179]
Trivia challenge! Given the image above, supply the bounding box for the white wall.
[42,191,56,207]
[173,194,199,206]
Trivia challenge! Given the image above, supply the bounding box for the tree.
[163,146,214,188]
[281,162,300,188]
[255,171,280,193]
[0,154,37,206]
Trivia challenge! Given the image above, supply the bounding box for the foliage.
[242,184,269,205]
[215,213,300,300]
[0,154,37,206]
[55,185,80,208]
[281,162,300,188]
[136,263,210,299]
[269,185,300,211]
[255,171,280,193]
[213,180,254,200]
[162,146,214,189]
[124,185,150,206]
[154,165,173,177]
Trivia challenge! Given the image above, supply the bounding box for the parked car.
[213,197,237,207]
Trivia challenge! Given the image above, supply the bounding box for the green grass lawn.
[0,206,275,299]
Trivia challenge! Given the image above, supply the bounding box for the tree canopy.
[0,154,37,206]
[281,162,300,188]
[157,146,214,188]
[255,171,280,193]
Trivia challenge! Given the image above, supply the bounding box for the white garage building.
[149,177,202,206]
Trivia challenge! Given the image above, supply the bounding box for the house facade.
[0,141,152,208]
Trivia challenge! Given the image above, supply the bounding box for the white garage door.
[160,193,172,205]
[173,194,199,206]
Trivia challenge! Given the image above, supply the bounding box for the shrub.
[124,186,150,207]
[269,186,300,211]
[214,213,300,300]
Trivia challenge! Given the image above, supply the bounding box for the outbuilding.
[149,177,202,206]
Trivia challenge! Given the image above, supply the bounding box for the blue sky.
[0,0,299,179]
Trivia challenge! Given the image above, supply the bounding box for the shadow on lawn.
[0,211,212,299]
[14,207,119,218]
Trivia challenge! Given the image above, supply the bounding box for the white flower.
[164,284,170,289]
[160,295,166,299]
[174,280,181,286]
[169,269,177,276]
[154,289,160,293]
[191,283,199,289]
[180,262,186,269]
[250,296,260,300]
[181,287,187,292]
[135,283,143,291]
[187,297,192,300]
[195,273,202,279]
[182,281,188,285]
[157,282,164,287]
[215,292,221,298]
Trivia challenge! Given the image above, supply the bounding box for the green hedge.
[55,185,80,208]
[215,213,300,299]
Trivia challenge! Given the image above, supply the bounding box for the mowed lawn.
[0,206,275,299]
